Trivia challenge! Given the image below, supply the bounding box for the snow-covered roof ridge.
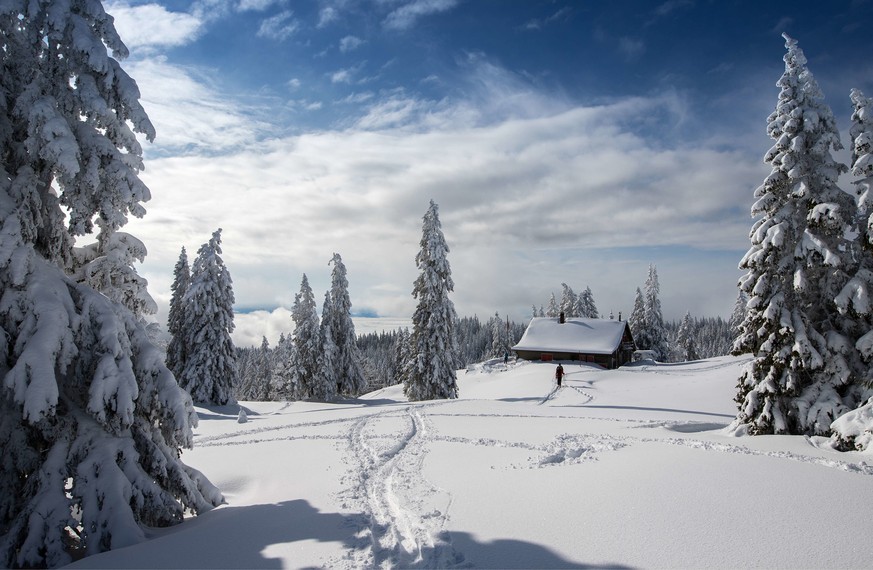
[512,317,628,355]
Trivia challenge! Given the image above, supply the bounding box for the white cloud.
[125,58,265,154]
[129,92,760,337]
[237,0,282,11]
[331,64,365,83]
[122,54,763,347]
[257,10,300,41]
[340,35,365,52]
[383,0,459,31]
[338,91,375,104]
[318,6,339,27]
[105,2,203,50]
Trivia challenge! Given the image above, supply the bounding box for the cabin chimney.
[559,311,565,324]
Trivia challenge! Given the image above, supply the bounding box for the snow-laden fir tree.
[732,34,856,436]
[271,332,301,400]
[0,2,222,565]
[676,312,699,362]
[489,312,511,357]
[179,229,238,406]
[728,289,747,339]
[643,265,670,361]
[831,88,873,450]
[166,247,191,379]
[405,200,460,401]
[239,337,272,401]
[576,286,599,318]
[69,224,158,319]
[628,287,647,349]
[393,328,413,386]
[325,253,366,396]
[560,283,577,317]
[291,274,323,399]
[546,293,559,318]
[315,290,339,401]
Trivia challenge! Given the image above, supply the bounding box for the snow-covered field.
[68,356,873,569]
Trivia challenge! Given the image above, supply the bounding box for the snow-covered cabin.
[512,316,636,369]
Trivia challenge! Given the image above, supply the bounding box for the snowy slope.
[67,356,873,569]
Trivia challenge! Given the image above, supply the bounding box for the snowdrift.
[67,356,873,569]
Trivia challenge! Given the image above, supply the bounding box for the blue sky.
[105,0,873,346]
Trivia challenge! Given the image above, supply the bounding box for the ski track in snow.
[191,361,872,569]
[335,404,466,569]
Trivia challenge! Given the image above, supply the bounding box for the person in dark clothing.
[555,363,564,387]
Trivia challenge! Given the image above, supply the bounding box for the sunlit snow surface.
[68,356,873,569]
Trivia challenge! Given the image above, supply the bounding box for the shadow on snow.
[70,499,632,569]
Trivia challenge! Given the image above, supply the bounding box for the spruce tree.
[393,328,413,386]
[628,287,647,349]
[70,225,158,319]
[0,2,222,565]
[291,274,321,399]
[272,333,301,400]
[728,289,747,341]
[676,312,699,361]
[166,247,191,379]
[179,229,238,406]
[831,88,873,450]
[546,293,559,318]
[560,283,577,317]
[315,290,339,400]
[405,200,460,401]
[326,253,366,396]
[576,286,599,318]
[733,34,855,436]
[644,265,670,361]
[239,337,272,401]
[489,312,511,357]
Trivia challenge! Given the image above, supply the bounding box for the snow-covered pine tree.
[733,34,855,436]
[628,287,648,349]
[239,336,272,401]
[271,332,301,400]
[70,224,158,319]
[0,2,222,565]
[291,274,322,399]
[326,253,366,396]
[179,229,238,406]
[393,328,413,386]
[546,293,559,318]
[406,200,460,401]
[644,265,669,361]
[166,247,191,379]
[676,312,699,362]
[489,312,511,357]
[314,290,338,401]
[831,88,873,450]
[576,286,599,318]
[728,289,747,341]
[560,283,577,317]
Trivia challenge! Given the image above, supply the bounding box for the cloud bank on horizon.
[104,0,873,346]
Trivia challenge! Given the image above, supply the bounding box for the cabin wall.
[515,350,623,369]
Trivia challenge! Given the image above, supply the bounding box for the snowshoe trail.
[338,405,463,569]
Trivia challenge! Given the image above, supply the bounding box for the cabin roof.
[511,317,630,355]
